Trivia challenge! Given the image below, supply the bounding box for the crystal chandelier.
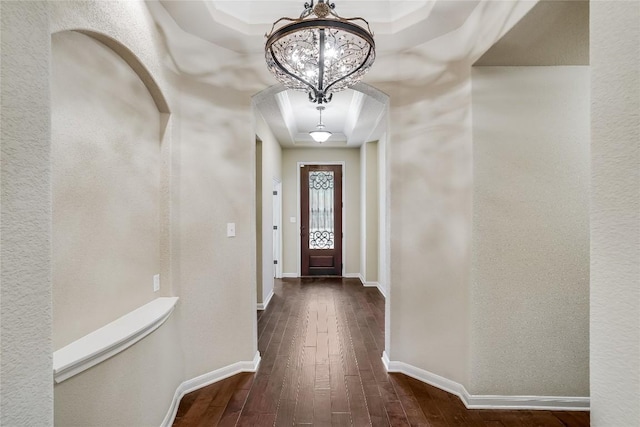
[265,0,375,104]
[309,106,332,143]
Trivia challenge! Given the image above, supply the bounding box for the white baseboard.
[358,274,387,298]
[257,289,274,311]
[364,281,386,298]
[464,394,590,411]
[381,351,589,411]
[382,351,391,371]
[282,273,298,278]
[161,352,261,427]
[376,283,387,298]
[344,273,360,279]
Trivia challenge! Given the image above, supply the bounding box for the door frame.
[297,161,346,277]
[272,178,282,279]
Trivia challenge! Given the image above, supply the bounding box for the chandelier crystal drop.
[309,106,332,143]
[265,0,375,104]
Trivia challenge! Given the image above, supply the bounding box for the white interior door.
[273,179,282,278]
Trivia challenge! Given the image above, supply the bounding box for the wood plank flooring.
[173,277,590,427]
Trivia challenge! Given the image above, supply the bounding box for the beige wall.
[52,30,162,349]
[14,1,259,425]
[375,0,538,390]
[48,3,185,425]
[54,315,183,426]
[388,74,472,385]
[282,148,361,276]
[174,77,257,378]
[255,139,263,303]
[0,2,53,424]
[378,132,390,301]
[361,141,379,283]
[590,2,640,425]
[255,110,282,304]
[470,66,590,396]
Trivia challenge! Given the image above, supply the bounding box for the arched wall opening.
[251,83,391,343]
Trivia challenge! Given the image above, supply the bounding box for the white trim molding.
[358,274,387,298]
[53,297,179,383]
[363,281,386,298]
[381,352,589,411]
[161,352,261,427]
[257,289,274,311]
[282,273,298,278]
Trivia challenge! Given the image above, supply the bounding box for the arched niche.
[51,30,170,350]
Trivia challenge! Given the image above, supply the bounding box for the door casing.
[273,178,282,279]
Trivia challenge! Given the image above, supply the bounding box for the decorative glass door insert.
[308,171,335,250]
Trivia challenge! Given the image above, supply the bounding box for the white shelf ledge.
[53,297,179,383]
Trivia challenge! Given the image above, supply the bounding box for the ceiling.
[153,1,586,148]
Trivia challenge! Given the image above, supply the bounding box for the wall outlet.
[227,222,236,237]
[153,274,160,292]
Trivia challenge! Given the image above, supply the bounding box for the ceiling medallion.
[265,0,376,104]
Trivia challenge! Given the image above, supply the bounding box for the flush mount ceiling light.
[265,0,375,104]
[309,106,332,143]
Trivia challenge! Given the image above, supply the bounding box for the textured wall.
[49,2,186,426]
[175,79,257,378]
[54,316,183,426]
[52,30,161,349]
[282,148,361,276]
[470,66,590,396]
[0,2,53,425]
[376,1,538,387]
[590,2,640,425]
[388,75,472,385]
[145,0,261,377]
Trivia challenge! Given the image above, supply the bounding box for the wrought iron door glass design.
[308,171,335,249]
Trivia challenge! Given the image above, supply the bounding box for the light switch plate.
[227,222,236,237]
[290,217,297,223]
[153,274,160,292]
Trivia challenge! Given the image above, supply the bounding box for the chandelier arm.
[324,45,374,94]
[268,46,319,98]
[265,17,296,38]
[318,29,325,92]
[300,1,314,19]
[336,16,375,37]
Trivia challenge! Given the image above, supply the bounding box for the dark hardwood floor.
[173,277,590,426]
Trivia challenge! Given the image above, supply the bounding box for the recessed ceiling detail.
[259,86,385,148]
[210,1,430,28]
[156,0,536,149]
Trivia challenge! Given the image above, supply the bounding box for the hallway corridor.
[172,278,590,426]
